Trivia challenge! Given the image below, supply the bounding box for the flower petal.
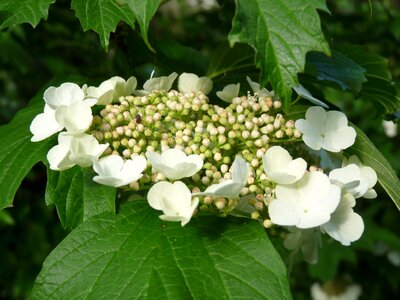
[44,82,84,109]
[216,83,240,103]
[55,102,93,134]
[47,143,75,171]
[30,105,63,142]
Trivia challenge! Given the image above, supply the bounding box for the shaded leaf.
[347,125,400,211]
[126,0,162,50]
[305,50,367,93]
[229,0,329,107]
[0,97,53,210]
[32,201,291,299]
[71,0,136,49]
[339,44,400,114]
[0,0,54,30]
[46,167,116,229]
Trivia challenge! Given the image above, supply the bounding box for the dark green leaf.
[305,50,367,93]
[229,0,330,107]
[46,167,116,229]
[32,201,291,299]
[126,0,162,50]
[347,125,400,211]
[71,0,136,49]
[0,97,53,210]
[339,44,400,114]
[0,0,54,30]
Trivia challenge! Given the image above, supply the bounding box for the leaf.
[0,97,53,210]
[126,0,162,51]
[207,43,255,79]
[305,50,367,94]
[346,125,400,211]
[229,0,330,107]
[0,0,55,30]
[32,201,292,299]
[71,0,136,49]
[45,167,116,229]
[339,44,400,114]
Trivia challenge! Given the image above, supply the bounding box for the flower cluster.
[30,72,378,264]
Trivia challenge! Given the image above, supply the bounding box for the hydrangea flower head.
[295,106,356,152]
[147,181,198,226]
[268,171,341,228]
[263,146,307,184]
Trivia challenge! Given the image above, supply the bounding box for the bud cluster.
[89,89,301,217]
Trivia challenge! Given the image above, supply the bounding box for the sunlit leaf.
[32,201,291,299]
[229,0,330,107]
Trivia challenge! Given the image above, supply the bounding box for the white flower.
[193,156,249,198]
[147,181,199,226]
[321,193,364,246]
[47,133,108,171]
[383,120,398,138]
[30,104,64,142]
[246,76,274,98]
[216,83,240,103]
[342,155,377,199]
[178,72,213,94]
[83,76,137,105]
[311,282,362,300]
[138,72,178,94]
[93,154,147,187]
[30,82,95,142]
[284,227,321,264]
[268,171,341,229]
[146,148,203,180]
[44,82,85,109]
[295,106,356,152]
[263,146,307,184]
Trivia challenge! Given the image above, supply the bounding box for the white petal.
[30,106,63,142]
[197,76,213,94]
[143,72,178,92]
[147,181,171,210]
[329,164,361,190]
[295,119,322,150]
[93,155,124,177]
[69,134,108,167]
[44,83,84,109]
[196,180,244,198]
[268,198,301,226]
[323,126,356,152]
[178,73,199,93]
[55,102,93,134]
[231,156,249,184]
[47,143,75,171]
[363,189,377,199]
[216,83,240,103]
[305,106,327,129]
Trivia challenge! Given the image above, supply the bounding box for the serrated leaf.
[71,0,136,49]
[46,167,116,229]
[229,0,330,107]
[32,201,291,299]
[0,0,54,30]
[305,50,367,93]
[126,0,162,51]
[0,97,53,210]
[339,44,400,114]
[347,125,400,211]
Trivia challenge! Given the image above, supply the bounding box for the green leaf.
[46,167,116,229]
[229,0,330,107]
[126,0,162,51]
[305,50,367,94]
[32,201,291,299]
[71,0,136,49]
[0,0,54,30]
[0,97,53,210]
[347,125,400,211]
[339,44,400,114]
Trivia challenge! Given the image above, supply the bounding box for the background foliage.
[0,0,399,299]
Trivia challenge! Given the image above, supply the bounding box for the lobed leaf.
[32,201,291,299]
[229,0,330,107]
[71,0,136,49]
[347,125,400,211]
[0,0,54,30]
